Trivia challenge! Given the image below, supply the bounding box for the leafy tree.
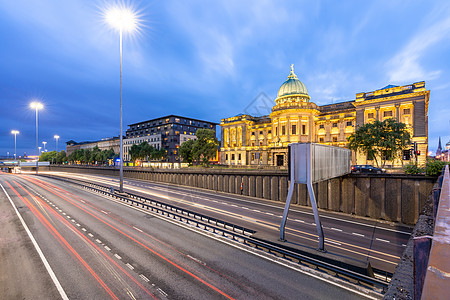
[128,142,165,162]
[348,118,410,167]
[179,139,195,164]
[192,129,219,167]
[39,150,67,164]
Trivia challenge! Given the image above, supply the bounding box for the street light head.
[54,135,60,139]
[30,101,43,110]
[11,130,19,135]
[104,4,141,33]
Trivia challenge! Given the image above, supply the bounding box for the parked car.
[351,165,386,174]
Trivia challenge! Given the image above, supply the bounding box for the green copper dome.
[277,65,309,98]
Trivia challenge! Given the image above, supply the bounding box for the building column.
[287,117,290,142]
[375,106,380,121]
[395,104,400,122]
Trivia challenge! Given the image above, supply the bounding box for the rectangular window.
[231,154,235,160]
[346,121,352,127]
[226,154,228,160]
[275,127,278,136]
[403,108,410,114]
[332,123,338,128]
[252,132,255,135]
[282,126,286,135]
[238,153,241,160]
[383,111,393,117]
[268,130,271,134]
[319,138,324,143]
[302,124,306,135]
[319,124,324,129]
[332,136,338,142]
[403,150,411,160]
[292,124,297,135]
[367,113,374,119]
[260,131,263,135]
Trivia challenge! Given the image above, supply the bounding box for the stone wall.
[50,166,435,225]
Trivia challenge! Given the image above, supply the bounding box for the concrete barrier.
[49,165,436,225]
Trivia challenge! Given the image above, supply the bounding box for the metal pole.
[36,108,39,175]
[306,145,325,251]
[119,28,124,193]
[14,133,17,160]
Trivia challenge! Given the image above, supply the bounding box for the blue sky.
[1,0,449,157]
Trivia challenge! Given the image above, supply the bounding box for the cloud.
[386,6,450,83]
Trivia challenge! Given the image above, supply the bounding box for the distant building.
[124,115,218,163]
[221,65,430,167]
[66,137,120,156]
[436,137,450,162]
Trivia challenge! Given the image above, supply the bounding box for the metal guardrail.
[40,174,389,294]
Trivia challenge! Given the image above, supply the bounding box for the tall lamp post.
[54,135,60,152]
[104,5,140,193]
[30,102,43,175]
[11,130,19,160]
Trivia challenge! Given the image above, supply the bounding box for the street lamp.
[54,135,60,152]
[11,130,19,160]
[104,4,141,193]
[42,141,47,152]
[30,101,43,175]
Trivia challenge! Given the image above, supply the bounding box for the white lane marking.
[62,212,66,215]
[88,233,94,238]
[95,239,102,244]
[352,232,365,237]
[76,224,81,227]
[1,183,69,300]
[104,246,111,251]
[265,212,274,215]
[376,238,390,243]
[133,226,143,232]
[295,219,305,223]
[81,228,87,232]
[114,254,122,260]
[331,228,343,232]
[327,240,342,246]
[66,215,70,218]
[126,263,134,270]
[139,274,150,282]
[253,210,260,212]
[80,200,85,203]
[402,244,407,247]
[58,209,62,212]
[101,210,108,215]
[157,288,168,297]
[71,220,76,223]
[230,204,237,207]
[187,254,206,266]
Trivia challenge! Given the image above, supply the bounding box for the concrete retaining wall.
[50,166,435,225]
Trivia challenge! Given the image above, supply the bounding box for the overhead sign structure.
[280,143,351,251]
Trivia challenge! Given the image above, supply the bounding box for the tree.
[347,118,411,167]
[179,139,195,164]
[128,142,165,162]
[192,129,219,167]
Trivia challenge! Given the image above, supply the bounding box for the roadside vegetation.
[179,129,219,167]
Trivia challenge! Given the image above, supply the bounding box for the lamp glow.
[54,135,60,152]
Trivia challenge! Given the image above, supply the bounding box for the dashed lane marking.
[376,238,390,243]
[81,228,87,232]
[104,246,111,251]
[139,274,150,282]
[126,263,134,270]
[88,233,94,238]
[331,228,343,232]
[352,232,365,237]
[133,226,143,232]
[114,254,122,260]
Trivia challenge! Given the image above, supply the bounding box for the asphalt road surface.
[43,171,411,273]
[0,172,372,300]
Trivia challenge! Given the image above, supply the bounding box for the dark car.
[351,165,386,174]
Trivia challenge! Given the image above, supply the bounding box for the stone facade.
[220,66,430,167]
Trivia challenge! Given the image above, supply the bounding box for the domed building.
[221,65,429,167]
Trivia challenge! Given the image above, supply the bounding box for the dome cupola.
[276,64,309,100]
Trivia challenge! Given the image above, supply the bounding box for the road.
[42,171,411,274]
[0,172,372,299]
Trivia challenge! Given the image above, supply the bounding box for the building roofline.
[128,115,219,127]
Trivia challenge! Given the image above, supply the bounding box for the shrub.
[424,159,448,176]
[403,162,423,174]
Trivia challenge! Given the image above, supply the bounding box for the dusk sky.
[1,1,449,157]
